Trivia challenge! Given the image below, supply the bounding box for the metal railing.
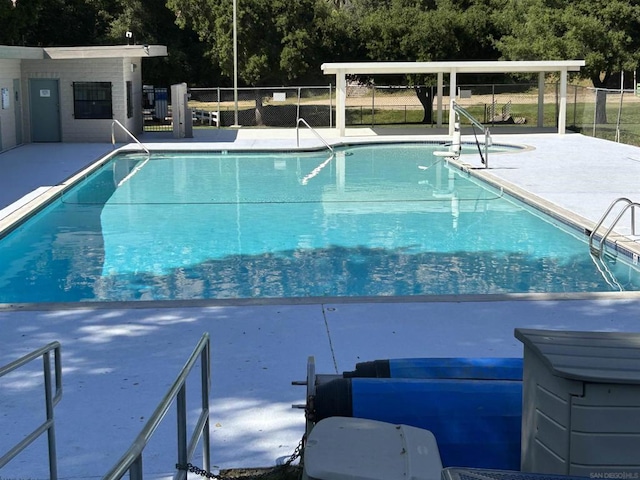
[102,332,211,480]
[589,197,640,257]
[0,341,63,480]
[112,120,150,155]
[296,117,334,154]
[452,101,491,168]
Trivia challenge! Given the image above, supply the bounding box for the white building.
[0,44,167,151]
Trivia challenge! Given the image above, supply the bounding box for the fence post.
[217,87,221,127]
[592,88,598,137]
[573,85,578,128]
[371,86,375,127]
[329,84,333,128]
[297,87,301,124]
[615,83,624,143]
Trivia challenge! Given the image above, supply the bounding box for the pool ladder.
[111,120,152,187]
[296,117,334,154]
[111,120,150,155]
[589,197,640,257]
[451,101,491,168]
[296,118,336,185]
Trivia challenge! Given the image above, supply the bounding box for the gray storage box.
[442,467,587,480]
[304,417,442,480]
[516,328,640,477]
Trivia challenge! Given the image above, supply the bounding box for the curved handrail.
[452,101,491,168]
[102,333,211,480]
[0,342,62,480]
[111,120,150,155]
[589,197,638,256]
[296,118,334,154]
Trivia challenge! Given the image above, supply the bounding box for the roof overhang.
[43,45,167,59]
[0,46,44,60]
[322,60,585,75]
[0,44,168,60]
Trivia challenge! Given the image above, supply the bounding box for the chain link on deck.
[176,435,305,480]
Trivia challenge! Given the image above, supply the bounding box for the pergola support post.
[558,68,568,135]
[537,72,545,128]
[336,69,347,136]
[448,68,457,136]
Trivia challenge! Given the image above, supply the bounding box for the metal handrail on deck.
[589,197,640,257]
[102,332,211,480]
[0,342,63,480]
[296,118,334,154]
[111,120,150,155]
[452,101,491,168]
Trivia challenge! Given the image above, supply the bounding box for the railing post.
[43,351,58,480]
[177,385,188,479]
[201,344,211,472]
[129,455,143,480]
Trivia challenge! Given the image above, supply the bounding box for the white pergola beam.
[321,60,585,136]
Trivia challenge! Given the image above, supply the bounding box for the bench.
[192,109,220,127]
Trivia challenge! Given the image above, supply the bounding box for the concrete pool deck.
[2,128,640,479]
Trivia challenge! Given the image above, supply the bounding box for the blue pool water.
[1,143,639,303]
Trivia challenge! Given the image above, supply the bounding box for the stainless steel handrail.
[0,341,63,480]
[589,197,639,256]
[452,101,491,168]
[296,118,334,154]
[111,120,150,155]
[102,332,211,480]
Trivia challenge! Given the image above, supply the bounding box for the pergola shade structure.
[321,60,585,136]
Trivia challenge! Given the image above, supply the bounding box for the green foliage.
[494,0,640,87]
[166,0,335,86]
[0,0,115,45]
[3,0,640,93]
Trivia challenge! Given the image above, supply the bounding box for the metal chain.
[176,435,305,480]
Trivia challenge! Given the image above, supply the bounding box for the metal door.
[29,78,61,142]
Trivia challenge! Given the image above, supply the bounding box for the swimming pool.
[1,142,639,303]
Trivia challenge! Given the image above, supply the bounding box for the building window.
[126,81,133,118]
[73,82,112,119]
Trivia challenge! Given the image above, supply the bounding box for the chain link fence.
[189,86,333,128]
[183,83,557,129]
[144,82,640,146]
[566,86,640,146]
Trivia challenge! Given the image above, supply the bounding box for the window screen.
[126,81,133,118]
[73,82,112,119]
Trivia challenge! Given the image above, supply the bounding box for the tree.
[166,0,335,124]
[354,0,499,123]
[494,0,640,123]
[0,0,115,46]
[104,0,218,85]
